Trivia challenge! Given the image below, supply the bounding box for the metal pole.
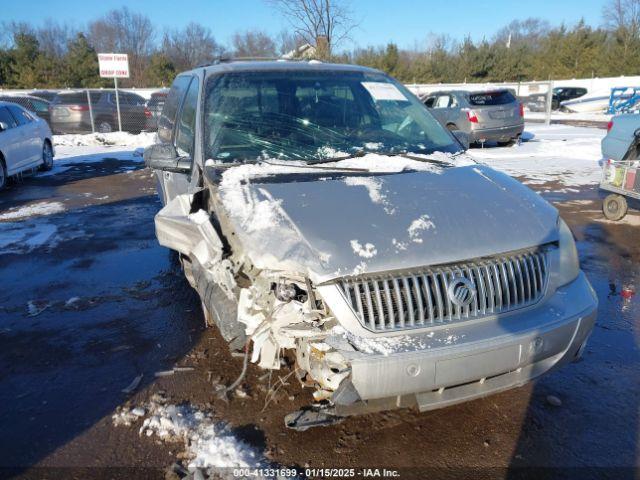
[545,80,554,126]
[86,89,95,133]
[114,77,122,132]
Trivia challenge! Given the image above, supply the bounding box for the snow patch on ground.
[470,124,605,188]
[0,222,58,254]
[0,201,65,221]
[54,131,156,148]
[113,401,265,475]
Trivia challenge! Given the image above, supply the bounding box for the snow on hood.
[218,154,558,283]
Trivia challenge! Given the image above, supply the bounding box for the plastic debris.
[122,374,143,394]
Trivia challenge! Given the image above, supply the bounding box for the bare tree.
[36,20,77,57]
[603,0,640,54]
[162,23,224,71]
[267,0,356,57]
[88,7,155,83]
[231,30,277,57]
[275,30,305,56]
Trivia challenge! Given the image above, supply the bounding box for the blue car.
[601,114,640,161]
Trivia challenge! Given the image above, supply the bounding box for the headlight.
[557,218,580,286]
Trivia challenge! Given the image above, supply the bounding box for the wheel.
[97,120,113,133]
[602,194,628,221]
[446,123,458,131]
[0,158,6,191]
[39,142,53,171]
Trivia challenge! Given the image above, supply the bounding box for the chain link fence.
[0,87,167,135]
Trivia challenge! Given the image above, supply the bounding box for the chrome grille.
[338,249,549,332]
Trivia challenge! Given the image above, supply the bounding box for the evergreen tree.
[63,33,104,87]
[145,53,176,87]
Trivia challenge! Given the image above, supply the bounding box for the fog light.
[274,280,297,302]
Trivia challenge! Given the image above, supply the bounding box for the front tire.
[602,194,628,221]
[39,142,54,171]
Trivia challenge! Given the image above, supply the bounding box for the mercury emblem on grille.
[447,276,476,307]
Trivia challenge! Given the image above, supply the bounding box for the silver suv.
[145,61,596,430]
[421,89,525,146]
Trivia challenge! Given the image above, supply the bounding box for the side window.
[423,96,435,108]
[31,99,49,113]
[434,95,450,108]
[0,107,17,130]
[158,76,192,143]
[176,78,199,156]
[7,105,32,125]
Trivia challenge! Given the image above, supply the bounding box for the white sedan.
[0,100,54,190]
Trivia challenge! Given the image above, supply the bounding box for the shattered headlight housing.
[557,218,580,287]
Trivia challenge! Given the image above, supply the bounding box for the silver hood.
[223,165,559,284]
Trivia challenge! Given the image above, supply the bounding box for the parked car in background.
[601,113,640,161]
[552,87,587,110]
[145,61,596,429]
[29,90,60,102]
[421,89,524,146]
[0,101,54,190]
[144,89,169,131]
[522,93,547,112]
[49,90,149,134]
[0,95,51,127]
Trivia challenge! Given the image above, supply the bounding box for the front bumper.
[470,123,524,143]
[332,272,597,410]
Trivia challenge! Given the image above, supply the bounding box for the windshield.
[203,70,460,163]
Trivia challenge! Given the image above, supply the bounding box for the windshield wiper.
[262,160,368,172]
[305,148,467,167]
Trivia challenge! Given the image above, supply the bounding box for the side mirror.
[144,143,191,173]
[451,130,470,151]
[0,122,8,132]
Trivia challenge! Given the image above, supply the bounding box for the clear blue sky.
[4,0,607,49]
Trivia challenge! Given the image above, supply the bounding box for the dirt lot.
[0,135,638,480]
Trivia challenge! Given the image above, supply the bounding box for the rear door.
[0,107,21,175]
[430,94,453,125]
[468,91,520,128]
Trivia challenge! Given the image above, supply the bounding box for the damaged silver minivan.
[145,60,597,430]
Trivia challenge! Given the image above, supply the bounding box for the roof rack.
[195,57,289,68]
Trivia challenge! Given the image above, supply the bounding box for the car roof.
[0,94,49,103]
[180,60,383,79]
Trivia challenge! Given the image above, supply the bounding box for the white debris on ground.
[470,124,606,188]
[0,201,65,221]
[0,222,59,254]
[112,400,266,476]
[407,215,435,243]
[53,131,157,148]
